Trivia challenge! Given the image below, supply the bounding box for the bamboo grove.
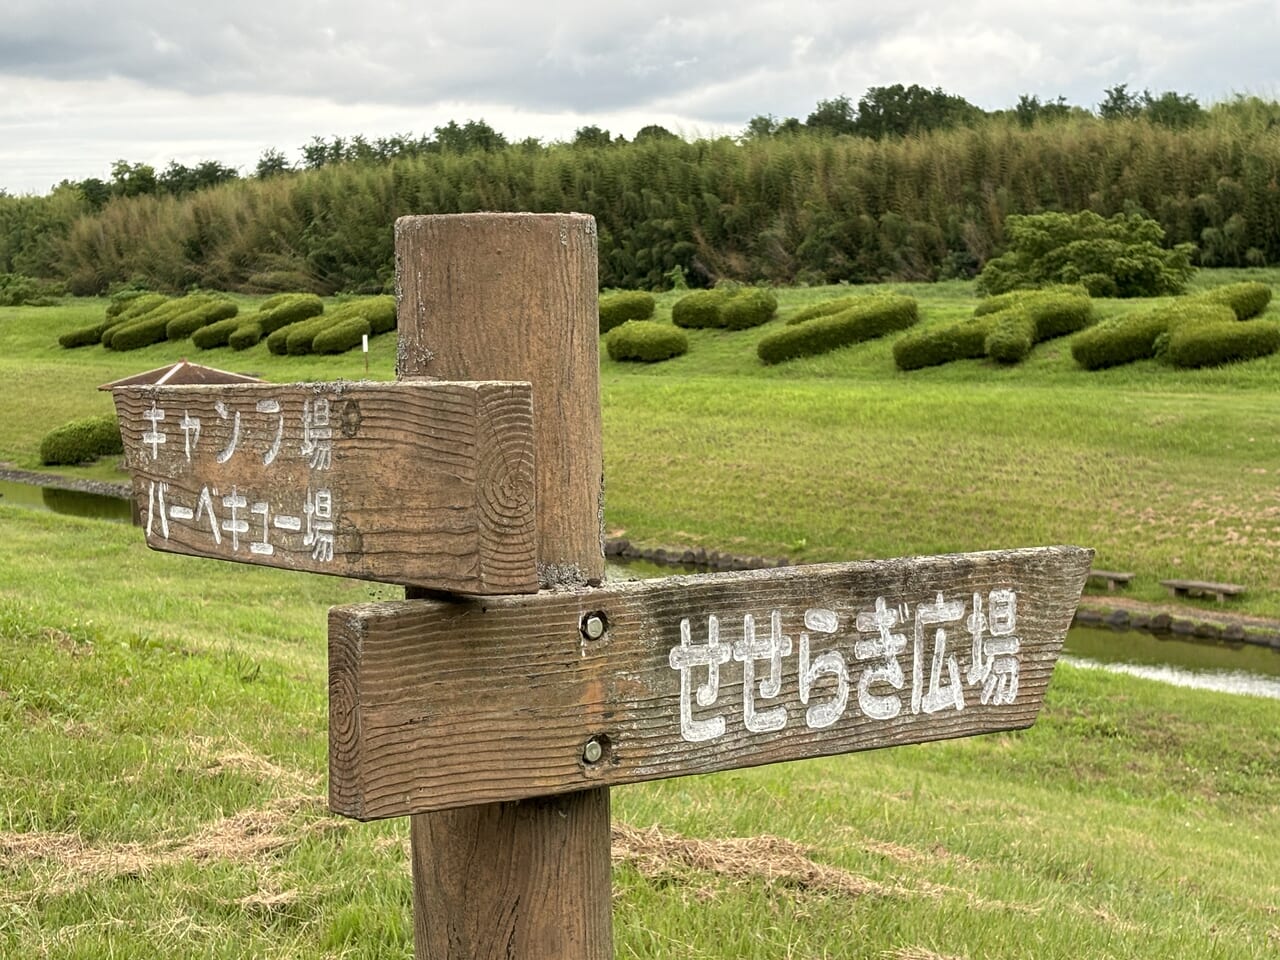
[4,110,1280,295]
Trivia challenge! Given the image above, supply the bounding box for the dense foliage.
[975,211,1195,297]
[5,96,1280,295]
[672,287,777,330]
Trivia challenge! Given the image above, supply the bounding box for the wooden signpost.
[114,213,1092,960]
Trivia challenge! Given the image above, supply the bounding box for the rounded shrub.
[1165,319,1280,368]
[1023,291,1095,341]
[605,321,689,362]
[672,289,729,329]
[100,293,168,344]
[785,295,860,326]
[893,317,993,371]
[39,415,123,466]
[59,323,108,349]
[268,317,320,355]
[360,295,397,335]
[1196,281,1272,320]
[312,317,371,354]
[720,288,778,330]
[257,293,324,333]
[165,300,238,340]
[757,295,918,365]
[108,295,216,351]
[984,309,1036,364]
[228,322,263,351]
[1070,312,1171,370]
[105,289,151,318]
[191,317,244,350]
[599,291,656,333]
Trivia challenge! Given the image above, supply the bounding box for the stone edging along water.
[606,538,1280,653]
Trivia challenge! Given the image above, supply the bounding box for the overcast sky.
[2,0,1276,195]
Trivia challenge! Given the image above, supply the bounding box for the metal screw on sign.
[580,612,608,641]
[582,737,606,765]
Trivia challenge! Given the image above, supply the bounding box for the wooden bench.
[1160,578,1246,603]
[1088,569,1135,591]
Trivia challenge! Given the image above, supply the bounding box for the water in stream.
[0,478,134,523]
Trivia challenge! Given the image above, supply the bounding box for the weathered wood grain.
[393,213,611,959]
[330,545,1091,821]
[112,380,537,594]
[394,212,604,588]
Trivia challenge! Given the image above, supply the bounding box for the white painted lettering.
[257,399,283,466]
[250,501,274,556]
[854,598,907,720]
[142,403,166,460]
[214,401,241,464]
[733,610,791,733]
[914,593,965,715]
[798,608,848,729]
[669,615,731,742]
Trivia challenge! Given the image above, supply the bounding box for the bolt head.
[583,738,604,764]
[581,612,607,641]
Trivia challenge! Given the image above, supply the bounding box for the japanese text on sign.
[669,590,1021,743]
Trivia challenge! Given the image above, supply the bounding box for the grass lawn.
[2,275,1279,957]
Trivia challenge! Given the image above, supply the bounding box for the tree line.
[2,89,1279,294]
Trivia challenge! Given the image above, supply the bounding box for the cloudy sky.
[2,0,1276,195]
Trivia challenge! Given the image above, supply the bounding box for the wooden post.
[395,214,611,959]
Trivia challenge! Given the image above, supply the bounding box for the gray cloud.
[1,0,1277,193]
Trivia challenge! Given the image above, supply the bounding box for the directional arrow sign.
[113,380,537,594]
[328,544,1091,820]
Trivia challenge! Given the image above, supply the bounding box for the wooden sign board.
[329,545,1091,820]
[113,380,538,594]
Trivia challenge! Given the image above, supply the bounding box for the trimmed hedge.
[361,295,397,335]
[599,291,655,333]
[39,415,123,466]
[892,317,993,370]
[1022,291,1095,341]
[59,323,108,348]
[228,322,263,351]
[605,321,689,362]
[671,289,729,329]
[108,295,220,351]
[273,316,329,355]
[257,293,324,333]
[720,288,778,330]
[165,300,239,340]
[757,295,918,364]
[1070,312,1172,370]
[1196,281,1272,320]
[313,316,371,354]
[191,317,244,349]
[1165,318,1280,368]
[984,309,1036,364]
[785,295,860,326]
[99,293,168,344]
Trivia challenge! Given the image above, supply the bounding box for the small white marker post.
[362,333,369,376]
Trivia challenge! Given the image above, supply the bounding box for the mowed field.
[1,276,1279,958]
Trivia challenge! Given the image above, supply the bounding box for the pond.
[0,477,134,524]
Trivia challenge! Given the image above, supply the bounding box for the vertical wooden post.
[395,213,611,959]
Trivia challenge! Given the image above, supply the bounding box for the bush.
[165,300,239,340]
[720,288,778,330]
[360,295,397,335]
[757,295,918,364]
[972,284,1089,318]
[268,317,321,355]
[39,415,123,466]
[256,293,324,333]
[312,317,371,354]
[605,321,689,362]
[107,295,218,351]
[1196,281,1272,320]
[191,317,244,349]
[1021,291,1095,341]
[59,323,108,349]
[105,289,150,318]
[671,289,729,329]
[1071,311,1172,370]
[984,309,1036,363]
[893,317,993,371]
[785,296,860,325]
[976,211,1195,298]
[99,293,168,344]
[228,322,263,351]
[0,273,63,306]
[1164,319,1280,368]
[599,291,655,333]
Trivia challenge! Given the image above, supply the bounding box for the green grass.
[3,278,1280,956]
